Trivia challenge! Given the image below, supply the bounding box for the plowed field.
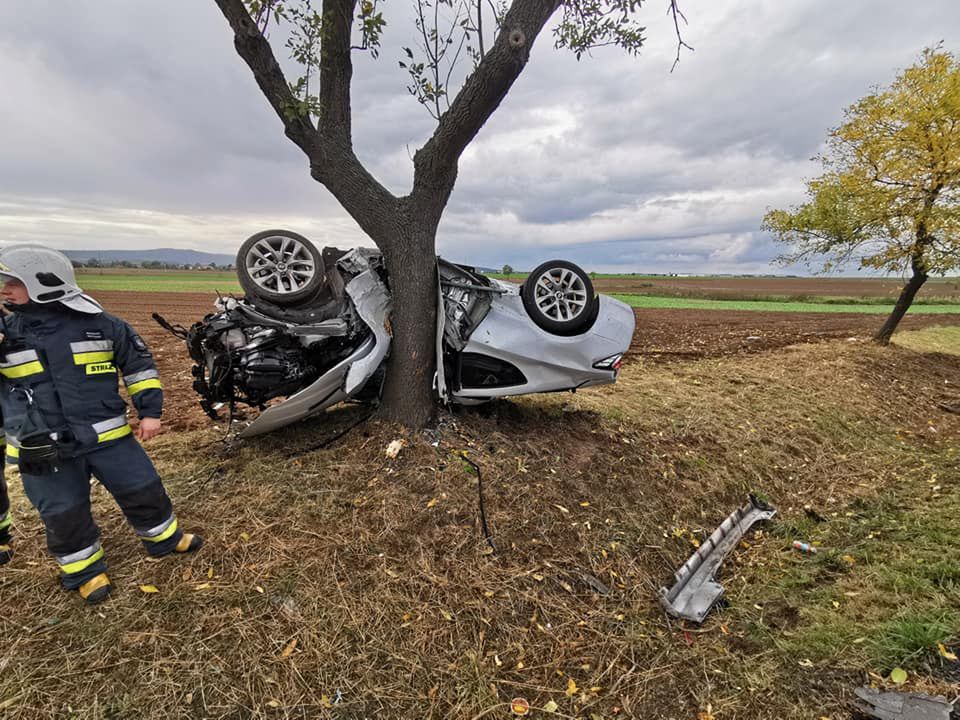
[93,290,960,431]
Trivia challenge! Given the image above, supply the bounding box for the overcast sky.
[0,1,957,273]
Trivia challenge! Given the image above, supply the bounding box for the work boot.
[78,573,112,604]
[174,533,204,554]
[0,544,12,565]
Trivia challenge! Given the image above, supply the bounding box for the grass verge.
[893,326,960,356]
[1,342,958,718]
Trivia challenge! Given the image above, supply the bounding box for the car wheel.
[237,229,325,306]
[521,260,598,335]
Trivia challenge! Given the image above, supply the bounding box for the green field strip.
[77,273,242,293]
[613,294,960,314]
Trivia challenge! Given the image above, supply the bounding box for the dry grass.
[893,326,960,356]
[1,340,958,719]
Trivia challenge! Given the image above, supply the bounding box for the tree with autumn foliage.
[763,47,960,344]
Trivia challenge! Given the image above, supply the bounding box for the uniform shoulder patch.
[132,335,148,351]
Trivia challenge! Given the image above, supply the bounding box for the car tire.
[237,229,325,306]
[521,260,598,335]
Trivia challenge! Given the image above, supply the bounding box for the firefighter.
[0,244,202,603]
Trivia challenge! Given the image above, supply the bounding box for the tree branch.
[668,0,693,73]
[412,0,562,202]
[213,0,319,153]
[317,0,357,139]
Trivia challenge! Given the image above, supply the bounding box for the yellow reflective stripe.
[128,378,162,395]
[73,351,114,365]
[0,514,11,531]
[60,547,104,575]
[97,424,132,443]
[6,445,19,458]
[142,518,179,543]
[0,361,44,378]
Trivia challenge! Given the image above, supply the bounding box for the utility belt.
[8,413,132,473]
[17,429,78,475]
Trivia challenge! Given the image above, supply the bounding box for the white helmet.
[0,244,102,314]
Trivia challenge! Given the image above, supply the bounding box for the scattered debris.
[385,439,406,459]
[851,686,954,720]
[510,697,530,715]
[792,540,818,555]
[804,505,828,523]
[574,569,611,595]
[659,494,777,623]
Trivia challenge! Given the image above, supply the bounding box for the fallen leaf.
[320,695,332,709]
[207,567,214,579]
[280,638,298,658]
[579,501,590,507]
[543,699,559,713]
[565,677,578,697]
[937,643,957,661]
[494,654,502,667]
[266,699,280,708]
[139,585,159,594]
[426,497,438,508]
[255,586,265,594]
[440,609,453,621]
[240,532,250,541]
[889,667,907,684]
[554,504,570,514]
[385,439,406,459]
[194,583,212,590]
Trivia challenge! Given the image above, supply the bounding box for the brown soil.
[627,308,960,360]
[90,290,219,433]
[89,290,960,433]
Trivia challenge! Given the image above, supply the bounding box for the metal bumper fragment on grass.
[659,494,776,623]
[851,687,954,720]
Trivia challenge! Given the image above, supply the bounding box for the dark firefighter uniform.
[0,422,10,565]
[0,303,197,594]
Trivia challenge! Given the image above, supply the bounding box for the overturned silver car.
[164,230,636,437]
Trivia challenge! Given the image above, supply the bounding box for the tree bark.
[376,219,440,426]
[875,256,928,345]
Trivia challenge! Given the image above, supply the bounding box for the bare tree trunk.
[875,260,928,345]
[377,224,439,427]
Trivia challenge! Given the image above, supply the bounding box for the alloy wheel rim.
[246,235,316,294]
[533,267,588,321]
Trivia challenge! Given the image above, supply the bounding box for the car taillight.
[593,353,623,370]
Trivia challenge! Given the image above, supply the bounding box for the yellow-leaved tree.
[763,47,960,344]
